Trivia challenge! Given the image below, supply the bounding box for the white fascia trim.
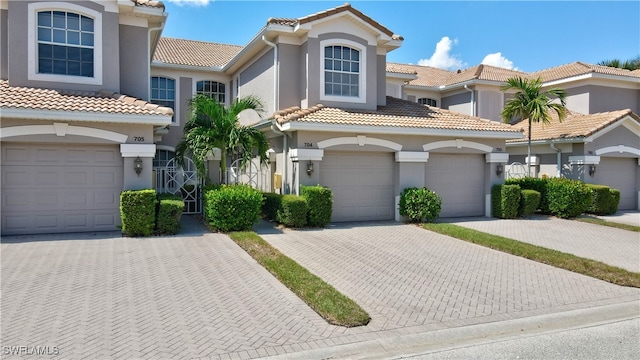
[386,72,417,81]
[485,153,510,163]
[595,145,640,157]
[543,73,640,88]
[151,61,224,72]
[131,5,165,17]
[395,151,429,163]
[289,148,324,161]
[584,116,640,143]
[120,143,156,158]
[0,123,128,143]
[423,139,493,153]
[278,122,523,140]
[2,108,172,126]
[317,136,402,151]
[403,84,441,91]
[506,138,583,146]
[119,14,148,27]
[438,79,502,91]
[568,155,600,165]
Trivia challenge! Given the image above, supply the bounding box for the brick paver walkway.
[445,216,640,272]
[2,217,638,359]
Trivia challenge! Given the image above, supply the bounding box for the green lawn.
[229,231,370,327]
[575,217,640,232]
[422,223,640,288]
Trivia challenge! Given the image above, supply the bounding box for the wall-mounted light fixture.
[134,156,143,176]
[588,164,596,177]
[496,163,504,176]
[306,161,314,176]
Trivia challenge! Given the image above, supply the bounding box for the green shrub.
[262,192,284,221]
[300,185,333,227]
[506,177,549,213]
[277,195,308,228]
[399,187,442,223]
[608,189,621,215]
[156,194,183,235]
[546,178,592,218]
[520,189,541,217]
[491,184,520,219]
[586,184,620,215]
[204,185,263,232]
[120,189,157,237]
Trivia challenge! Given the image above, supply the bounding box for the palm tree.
[501,77,568,176]
[598,56,640,71]
[175,94,270,182]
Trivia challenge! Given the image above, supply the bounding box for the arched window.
[151,76,176,122]
[153,149,175,168]
[418,98,437,107]
[196,80,225,104]
[324,45,360,97]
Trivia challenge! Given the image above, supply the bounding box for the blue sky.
[161,1,639,73]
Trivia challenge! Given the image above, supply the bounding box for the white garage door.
[594,157,637,210]
[425,154,485,217]
[320,151,394,222]
[1,143,123,235]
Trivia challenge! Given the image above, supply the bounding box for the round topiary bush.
[399,187,442,223]
[204,184,263,232]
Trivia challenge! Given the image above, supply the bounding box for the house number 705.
[133,137,145,142]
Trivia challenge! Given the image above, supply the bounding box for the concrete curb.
[264,300,640,359]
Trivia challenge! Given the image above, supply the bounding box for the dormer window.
[196,80,225,104]
[37,11,94,77]
[418,98,437,107]
[28,2,102,85]
[320,39,366,104]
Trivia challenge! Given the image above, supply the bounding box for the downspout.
[550,143,561,177]
[147,22,165,101]
[464,84,475,117]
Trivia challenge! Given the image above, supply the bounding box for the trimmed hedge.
[120,189,157,237]
[586,184,620,215]
[262,192,284,221]
[505,177,550,213]
[277,195,308,228]
[491,184,520,219]
[546,178,592,218]
[204,184,263,232]
[399,187,442,223]
[519,189,541,217]
[156,194,184,235]
[301,185,333,227]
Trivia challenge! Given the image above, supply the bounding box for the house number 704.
[133,137,145,142]
[304,142,313,148]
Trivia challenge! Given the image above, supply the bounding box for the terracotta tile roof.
[0,80,173,116]
[268,3,403,40]
[444,64,528,86]
[154,37,243,67]
[386,63,453,87]
[506,109,639,142]
[131,0,165,10]
[385,63,417,76]
[273,96,521,134]
[532,62,640,82]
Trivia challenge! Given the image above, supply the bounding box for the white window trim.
[193,79,227,106]
[320,39,366,104]
[150,75,178,126]
[27,2,103,85]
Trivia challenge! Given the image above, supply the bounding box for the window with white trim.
[324,45,360,97]
[37,11,94,77]
[196,80,225,103]
[418,98,437,107]
[151,76,176,122]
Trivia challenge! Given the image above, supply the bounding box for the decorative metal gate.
[506,162,527,179]
[226,158,270,192]
[155,157,202,214]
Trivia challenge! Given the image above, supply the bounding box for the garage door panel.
[594,157,637,210]
[1,143,123,235]
[426,154,485,217]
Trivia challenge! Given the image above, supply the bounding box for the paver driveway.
[1,217,638,359]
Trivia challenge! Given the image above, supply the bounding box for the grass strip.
[575,217,640,232]
[229,231,370,327]
[422,223,640,288]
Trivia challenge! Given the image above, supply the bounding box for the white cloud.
[165,0,211,6]
[417,36,466,70]
[481,52,519,71]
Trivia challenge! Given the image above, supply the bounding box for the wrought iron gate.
[155,157,202,214]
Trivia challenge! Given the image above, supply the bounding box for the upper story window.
[324,45,359,97]
[320,39,366,104]
[196,80,225,104]
[28,2,102,85]
[151,76,176,123]
[418,98,437,107]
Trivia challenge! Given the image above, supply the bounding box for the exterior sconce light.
[496,163,504,176]
[134,156,143,176]
[306,161,314,176]
[588,164,596,177]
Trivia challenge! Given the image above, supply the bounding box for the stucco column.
[395,151,430,221]
[289,149,324,193]
[120,144,156,190]
[486,153,510,217]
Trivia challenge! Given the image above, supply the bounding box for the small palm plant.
[501,77,568,176]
